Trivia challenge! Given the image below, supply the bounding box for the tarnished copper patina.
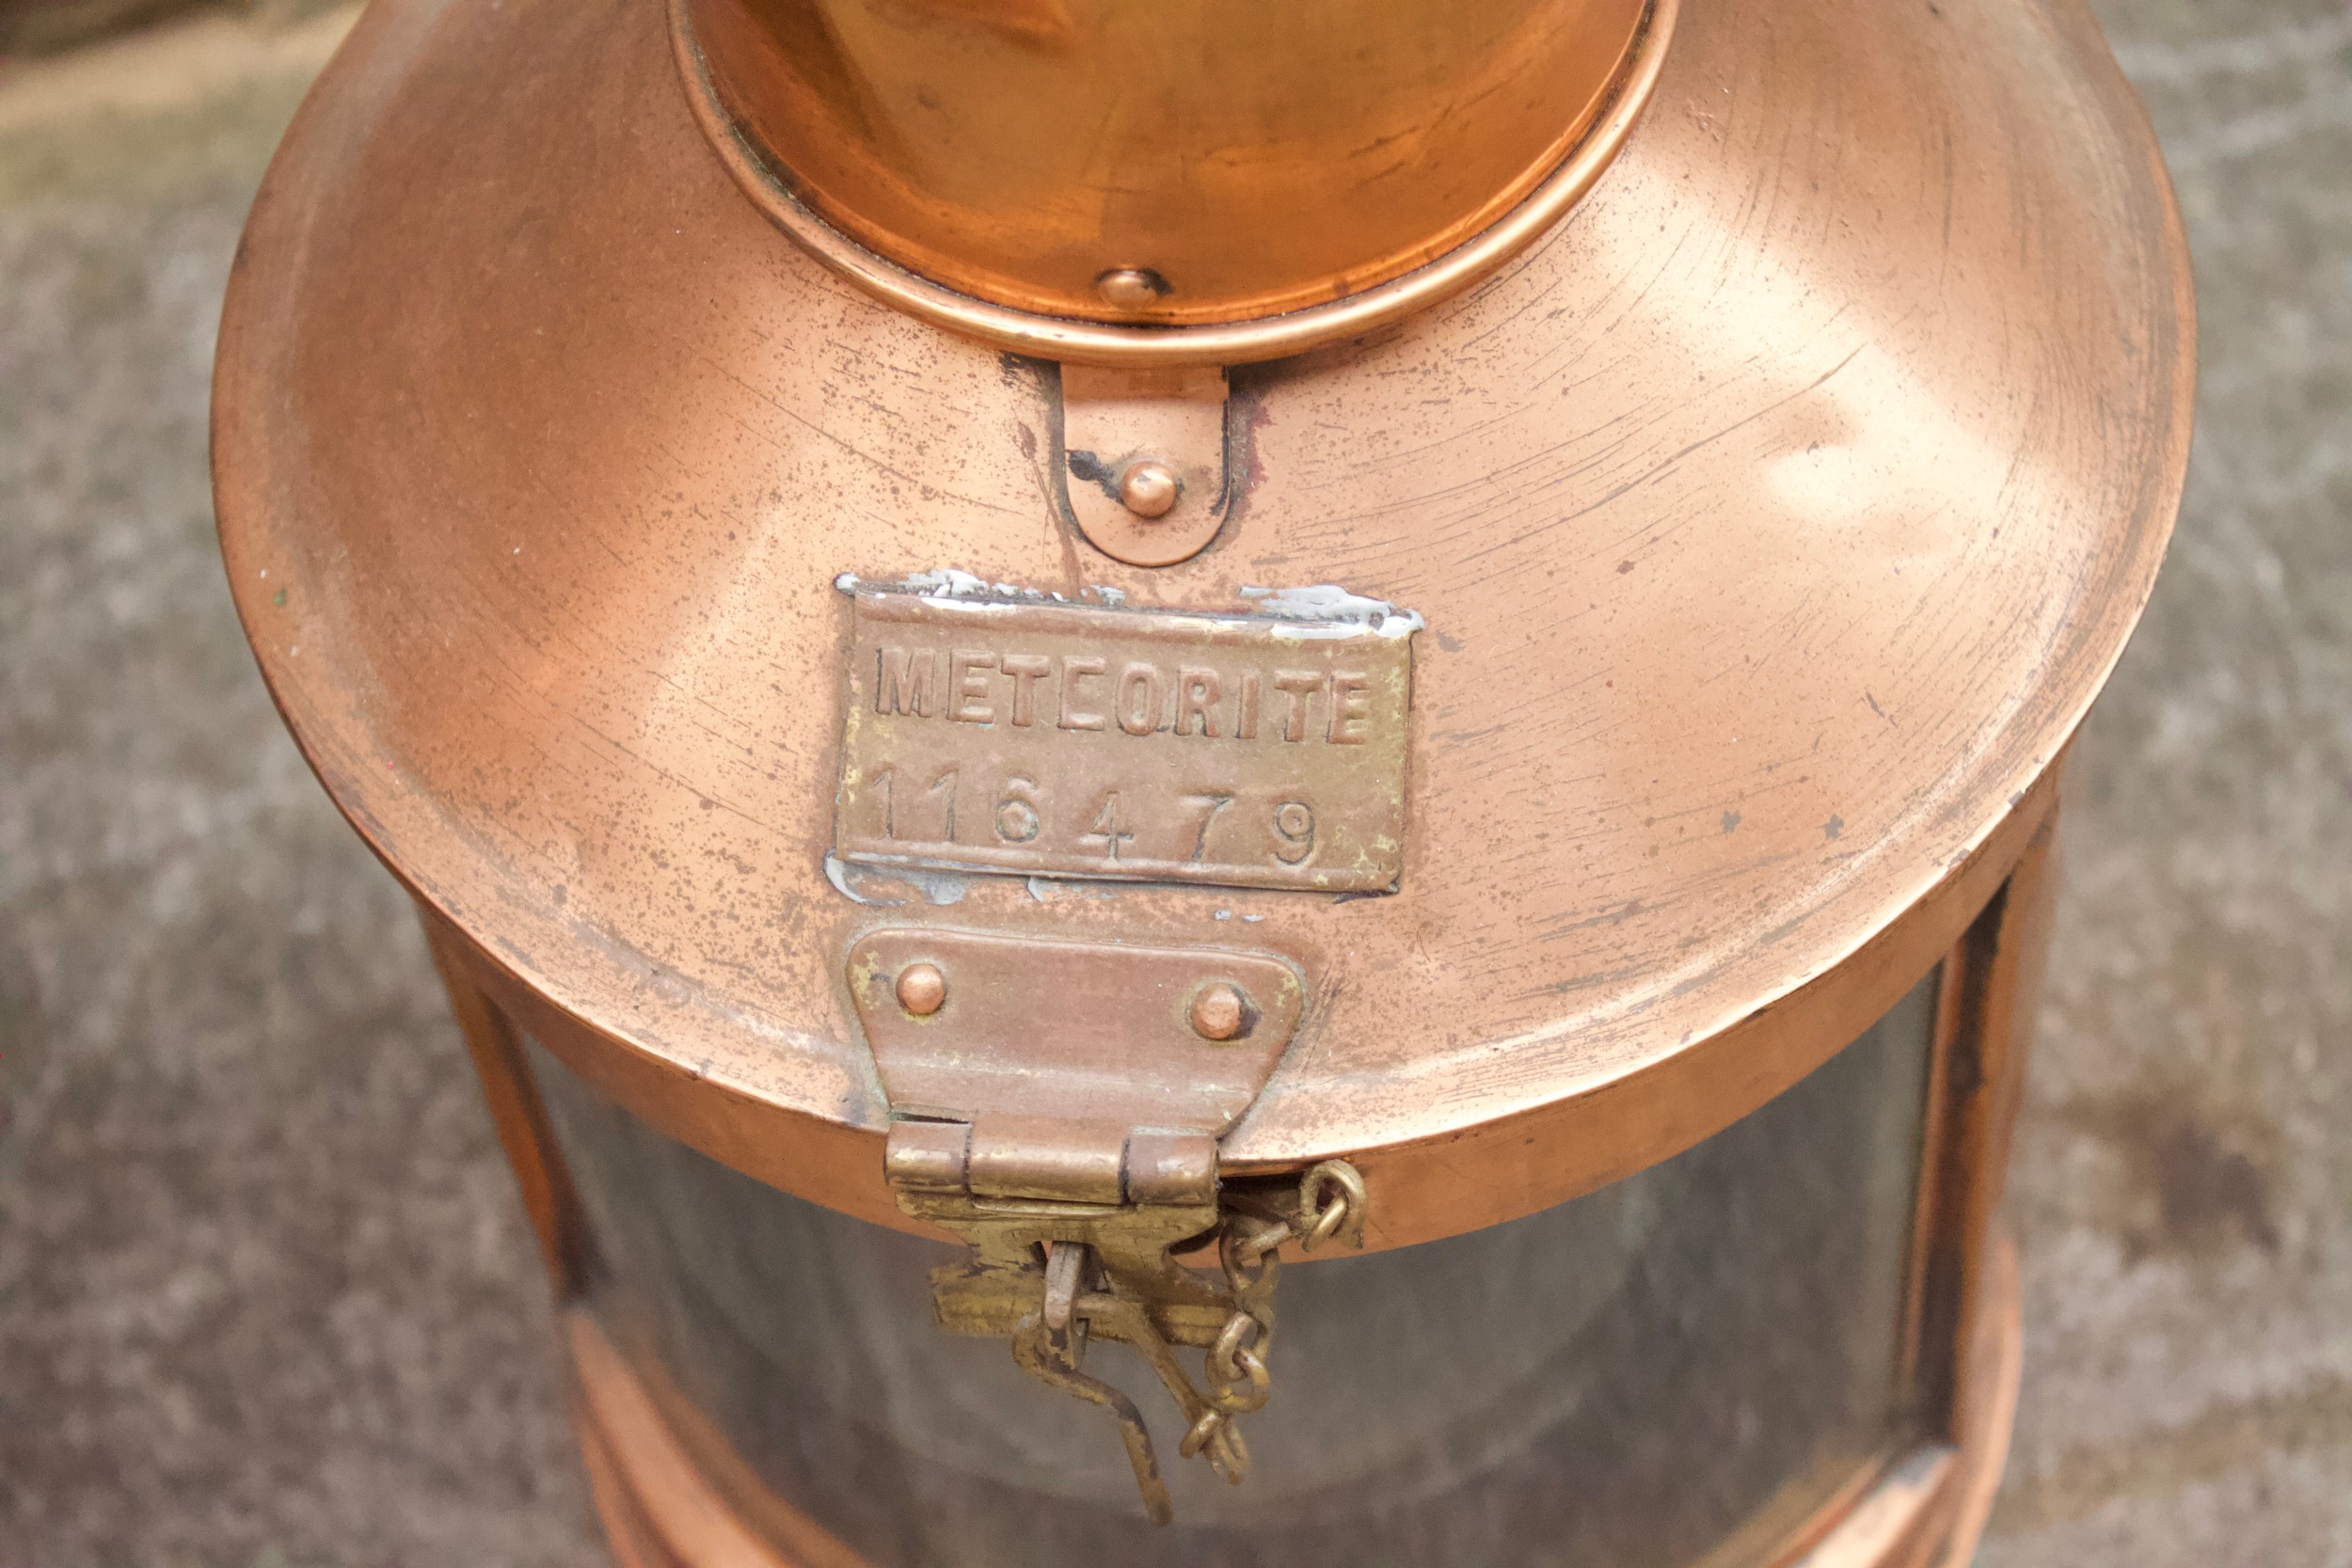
[214,0,2192,1557]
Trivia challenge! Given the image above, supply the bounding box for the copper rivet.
[898,962,946,1016]
[1118,460,1180,519]
[1094,267,1167,309]
[1190,982,1248,1041]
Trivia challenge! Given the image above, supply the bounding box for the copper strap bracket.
[1057,364,1230,568]
[848,928,1365,1524]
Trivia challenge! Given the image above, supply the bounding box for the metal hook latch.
[846,927,1359,1523]
[895,1148,1366,1524]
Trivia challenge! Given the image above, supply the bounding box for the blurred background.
[0,0,2345,1562]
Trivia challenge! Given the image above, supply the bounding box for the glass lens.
[529,969,1936,1568]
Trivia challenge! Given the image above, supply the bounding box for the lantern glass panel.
[527,967,1938,1567]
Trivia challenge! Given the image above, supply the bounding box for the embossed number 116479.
[863,766,1318,870]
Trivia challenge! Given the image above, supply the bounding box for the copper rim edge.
[420,766,2059,1257]
[666,0,1679,368]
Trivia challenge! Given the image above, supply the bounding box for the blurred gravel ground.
[1977,5,2352,1563]
[0,9,599,1565]
[0,2,2344,1564]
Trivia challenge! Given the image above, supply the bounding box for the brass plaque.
[834,583,1418,892]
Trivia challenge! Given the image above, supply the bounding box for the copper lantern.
[211,0,2192,1560]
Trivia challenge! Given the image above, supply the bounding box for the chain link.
[988,1157,1369,1518]
[1175,1159,1366,1482]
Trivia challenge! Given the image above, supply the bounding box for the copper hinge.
[848,928,1366,1525]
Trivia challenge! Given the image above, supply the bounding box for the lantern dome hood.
[214,0,2191,1251]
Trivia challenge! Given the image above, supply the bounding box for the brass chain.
[1176,1159,1368,1484]
[979,1157,1369,1524]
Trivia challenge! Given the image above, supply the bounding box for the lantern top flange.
[213,0,2191,1249]
[672,0,1677,361]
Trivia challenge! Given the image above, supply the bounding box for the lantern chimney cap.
[672,0,1677,363]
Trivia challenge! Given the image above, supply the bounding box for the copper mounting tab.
[849,927,1304,1147]
[1058,364,1231,568]
[834,579,1420,894]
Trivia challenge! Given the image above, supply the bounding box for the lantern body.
[211,0,2190,1560]
[532,975,1938,1565]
